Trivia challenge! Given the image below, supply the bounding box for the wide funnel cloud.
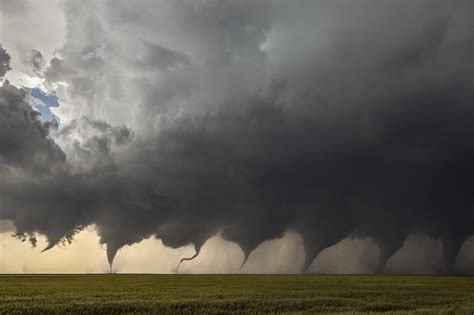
[0,0,473,273]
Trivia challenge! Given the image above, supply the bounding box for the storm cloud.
[0,0,473,274]
[0,44,11,77]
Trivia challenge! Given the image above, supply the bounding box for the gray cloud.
[26,49,46,74]
[1,0,474,274]
[0,44,11,77]
[0,80,65,174]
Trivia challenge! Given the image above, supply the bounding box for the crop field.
[0,275,473,314]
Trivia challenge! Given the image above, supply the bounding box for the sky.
[0,0,473,274]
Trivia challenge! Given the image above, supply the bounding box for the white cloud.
[0,0,65,87]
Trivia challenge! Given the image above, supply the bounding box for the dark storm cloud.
[0,44,11,77]
[0,45,66,240]
[1,1,473,273]
[0,49,64,174]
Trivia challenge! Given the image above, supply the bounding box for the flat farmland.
[0,275,473,314]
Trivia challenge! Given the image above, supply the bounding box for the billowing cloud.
[0,0,65,87]
[0,50,64,174]
[1,0,473,274]
[0,44,11,77]
[22,49,46,74]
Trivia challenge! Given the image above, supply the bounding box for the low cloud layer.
[0,0,473,274]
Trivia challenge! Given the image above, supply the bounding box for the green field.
[0,275,473,314]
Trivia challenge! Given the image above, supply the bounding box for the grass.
[0,275,473,314]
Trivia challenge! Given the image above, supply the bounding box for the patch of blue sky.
[30,88,60,122]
